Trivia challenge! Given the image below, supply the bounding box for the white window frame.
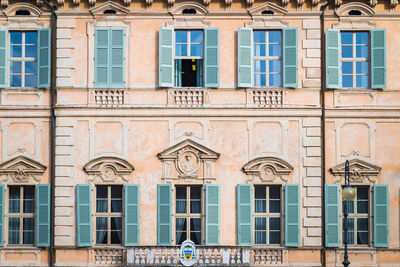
[174,30,203,60]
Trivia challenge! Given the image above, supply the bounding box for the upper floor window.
[238,27,298,89]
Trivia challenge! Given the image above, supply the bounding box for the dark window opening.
[175,59,203,87]
[261,10,274,15]
[15,10,30,16]
[182,8,197,14]
[104,9,117,15]
[348,10,362,16]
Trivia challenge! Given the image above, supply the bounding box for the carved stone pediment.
[170,1,209,16]
[243,157,292,183]
[335,2,375,17]
[4,3,43,17]
[0,156,46,183]
[158,139,219,182]
[83,157,134,183]
[90,1,130,16]
[248,2,288,17]
[330,159,381,184]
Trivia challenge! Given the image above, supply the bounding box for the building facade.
[0,0,399,266]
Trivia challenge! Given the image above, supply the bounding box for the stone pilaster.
[302,19,321,88]
[56,19,75,87]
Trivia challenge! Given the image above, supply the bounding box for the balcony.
[167,88,210,108]
[91,246,287,266]
[89,89,126,107]
[246,89,285,108]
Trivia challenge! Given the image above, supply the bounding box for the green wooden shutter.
[371,29,386,89]
[95,29,109,88]
[283,28,298,88]
[326,29,340,89]
[37,28,51,88]
[374,184,388,247]
[206,184,220,245]
[109,29,124,88]
[325,184,339,247]
[36,184,50,247]
[204,28,219,88]
[237,184,252,245]
[76,184,92,247]
[125,184,139,246]
[0,184,4,246]
[159,28,174,87]
[157,184,172,245]
[0,30,6,88]
[238,28,252,88]
[285,184,300,247]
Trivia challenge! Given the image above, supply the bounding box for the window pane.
[97,186,107,198]
[175,31,187,43]
[24,186,34,199]
[190,231,201,245]
[96,231,108,244]
[254,60,266,73]
[255,186,266,199]
[269,218,280,230]
[342,62,353,75]
[357,218,368,231]
[23,231,34,244]
[255,231,266,244]
[175,44,187,57]
[176,218,187,231]
[9,200,20,213]
[176,231,187,245]
[10,45,22,58]
[10,62,22,74]
[269,200,281,213]
[190,30,203,43]
[190,187,201,199]
[190,200,201,214]
[356,32,368,45]
[26,45,37,58]
[357,187,369,200]
[190,218,201,231]
[111,217,122,230]
[343,200,354,214]
[255,200,266,213]
[23,200,35,213]
[356,46,368,58]
[269,186,281,199]
[356,76,368,88]
[357,200,368,213]
[96,200,108,212]
[254,44,265,57]
[111,200,122,212]
[8,231,19,244]
[176,200,186,214]
[25,32,37,45]
[342,46,353,58]
[357,232,368,245]
[23,218,34,231]
[269,31,281,43]
[176,187,186,199]
[269,44,281,57]
[269,74,281,87]
[111,186,122,198]
[255,218,266,230]
[269,60,281,73]
[190,44,202,57]
[342,75,353,88]
[96,217,108,230]
[25,75,36,87]
[9,217,20,230]
[10,32,22,44]
[341,32,353,45]
[25,62,37,75]
[254,74,266,87]
[111,231,122,244]
[9,187,20,199]
[356,62,368,75]
[254,31,265,43]
[269,231,281,244]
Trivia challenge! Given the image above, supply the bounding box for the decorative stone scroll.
[83,157,134,183]
[242,157,293,183]
[157,139,220,183]
[330,158,381,184]
[0,156,46,183]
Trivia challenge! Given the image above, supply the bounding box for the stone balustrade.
[247,89,285,108]
[167,88,210,107]
[89,89,126,107]
[94,248,124,265]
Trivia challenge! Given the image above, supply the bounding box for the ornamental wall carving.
[0,156,46,184]
[242,157,293,184]
[330,158,381,185]
[83,157,134,183]
[157,139,220,184]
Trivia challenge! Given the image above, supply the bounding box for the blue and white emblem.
[180,239,197,266]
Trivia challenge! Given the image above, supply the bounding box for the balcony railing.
[89,89,126,107]
[167,88,210,107]
[246,89,285,108]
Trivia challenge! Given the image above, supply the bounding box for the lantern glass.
[342,186,356,201]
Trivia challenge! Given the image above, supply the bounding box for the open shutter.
[238,28,252,88]
[36,184,50,247]
[0,30,6,88]
[204,28,219,88]
[110,29,124,88]
[206,184,220,245]
[95,29,109,88]
[326,29,340,89]
[374,184,388,247]
[285,184,300,247]
[76,184,92,247]
[0,184,4,246]
[325,184,339,247]
[159,28,174,87]
[37,28,51,88]
[157,184,172,245]
[371,29,386,89]
[125,184,139,246]
[283,28,298,88]
[237,184,252,245]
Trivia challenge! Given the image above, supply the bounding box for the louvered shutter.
[125,185,139,246]
[326,29,340,89]
[237,184,252,245]
[76,184,92,247]
[95,29,109,88]
[37,28,51,88]
[204,28,219,88]
[325,184,339,247]
[0,30,6,88]
[205,184,220,245]
[159,28,174,87]
[285,184,300,247]
[0,184,4,246]
[283,28,298,88]
[110,29,124,88]
[371,29,386,89]
[374,184,388,247]
[238,28,252,88]
[157,184,172,245]
[36,184,50,247]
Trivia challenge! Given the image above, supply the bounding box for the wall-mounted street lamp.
[342,160,356,267]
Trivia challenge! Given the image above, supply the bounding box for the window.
[342,186,369,246]
[175,185,202,245]
[253,31,282,87]
[95,185,123,245]
[9,32,37,87]
[254,185,281,245]
[175,30,204,87]
[8,186,35,245]
[341,32,368,88]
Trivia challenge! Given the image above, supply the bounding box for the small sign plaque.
[180,239,197,266]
